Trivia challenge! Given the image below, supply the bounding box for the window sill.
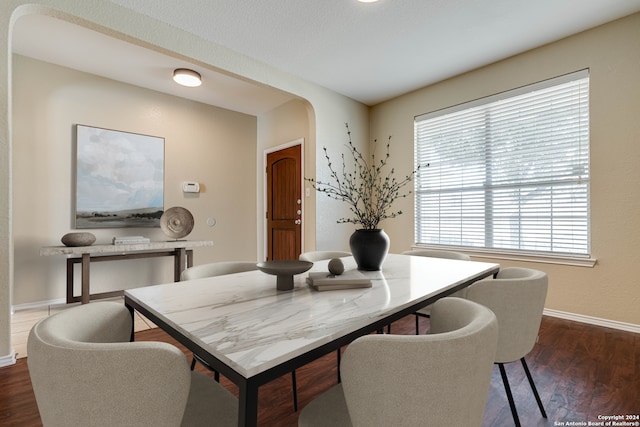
[410,245,597,268]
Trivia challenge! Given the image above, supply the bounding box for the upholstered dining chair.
[181,260,301,412]
[181,261,259,373]
[180,260,258,281]
[465,267,549,427]
[402,249,472,334]
[299,250,352,262]
[27,301,237,427]
[298,297,498,427]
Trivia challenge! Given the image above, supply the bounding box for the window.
[414,70,590,256]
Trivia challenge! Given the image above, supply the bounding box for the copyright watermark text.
[553,415,640,426]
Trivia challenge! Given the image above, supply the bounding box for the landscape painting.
[75,125,164,228]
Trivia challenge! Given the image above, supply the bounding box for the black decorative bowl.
[256,260,313,291]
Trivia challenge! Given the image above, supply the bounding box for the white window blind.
[414,70,590,256]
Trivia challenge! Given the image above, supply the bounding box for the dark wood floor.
[1,314,638,426]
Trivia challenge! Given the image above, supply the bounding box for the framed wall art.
[75,124,165,229]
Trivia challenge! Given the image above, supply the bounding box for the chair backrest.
[403,249,471,300]
[465,267,548,363]
[27,302,192,427]
[340,297,498,427]
[299,251,351,262]
[180,261,258,280]
[402,249,471,261]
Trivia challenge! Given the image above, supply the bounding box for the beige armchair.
[298,297,498,427]
[180,260,258,281]
[27,301,237,427]
[299,251,351,262]
[181,261,259,370]
[182,264,260,372]
[402,249,472,334]
[465,267,549,427]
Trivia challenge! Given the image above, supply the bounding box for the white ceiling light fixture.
[357,0,380,3]
[173,68,202,87]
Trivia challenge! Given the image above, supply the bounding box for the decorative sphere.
[328,258,345,275]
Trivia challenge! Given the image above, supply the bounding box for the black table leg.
[238,380,259,427]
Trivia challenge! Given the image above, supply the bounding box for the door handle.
[295,219,301,225]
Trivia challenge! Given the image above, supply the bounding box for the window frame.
[413,70,595,266]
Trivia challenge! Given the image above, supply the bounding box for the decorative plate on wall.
[160,207,194,239]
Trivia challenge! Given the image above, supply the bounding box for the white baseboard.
[12,297,68,313]
[544,308,640,333]
[0,351,17,367]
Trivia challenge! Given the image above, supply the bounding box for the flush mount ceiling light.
[357,0,380,3]
[173,68,202,87]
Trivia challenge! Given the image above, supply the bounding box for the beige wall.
[12,55,258,304]
[1,1,369,363]
[371,13,640,326]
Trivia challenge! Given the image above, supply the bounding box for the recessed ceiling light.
[173,68,202,87]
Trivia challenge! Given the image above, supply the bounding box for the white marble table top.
[125,253,499,378]
[40,240,213,256]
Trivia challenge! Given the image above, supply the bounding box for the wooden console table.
[40,240,213,304]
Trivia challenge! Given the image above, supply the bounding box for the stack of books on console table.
[306,269,372,291]
[112,236,151,245]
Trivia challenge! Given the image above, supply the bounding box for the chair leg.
[498,363,521,427]
[191,354,220,382]
[337,348,341,383]
[291,370,298,412]
[415,313,431,335]
[521,357,547,418]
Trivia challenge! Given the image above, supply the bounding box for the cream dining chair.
[402,249,471,334]
[181,260,301,407]
[181,260,301,411]
[27,301,237,427]
[298,297,499,427]
[180,260,258,281]
[181,261,259,373]
[465,267,549,427]
[181,262,259,368]
[299,250,352,262]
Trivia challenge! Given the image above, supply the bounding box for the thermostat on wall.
[182,182,200,193]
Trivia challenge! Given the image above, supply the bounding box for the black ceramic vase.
[349,229,390,271]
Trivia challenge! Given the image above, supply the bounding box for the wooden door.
[266,145,302,260]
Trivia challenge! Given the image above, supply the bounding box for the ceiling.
[11,14,295,116]
[12,0,640,115]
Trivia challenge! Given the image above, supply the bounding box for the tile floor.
[10,297,156,359]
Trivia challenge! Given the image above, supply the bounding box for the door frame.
[263,138,305,261]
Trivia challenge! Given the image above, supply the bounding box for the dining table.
[124,253,500,427]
